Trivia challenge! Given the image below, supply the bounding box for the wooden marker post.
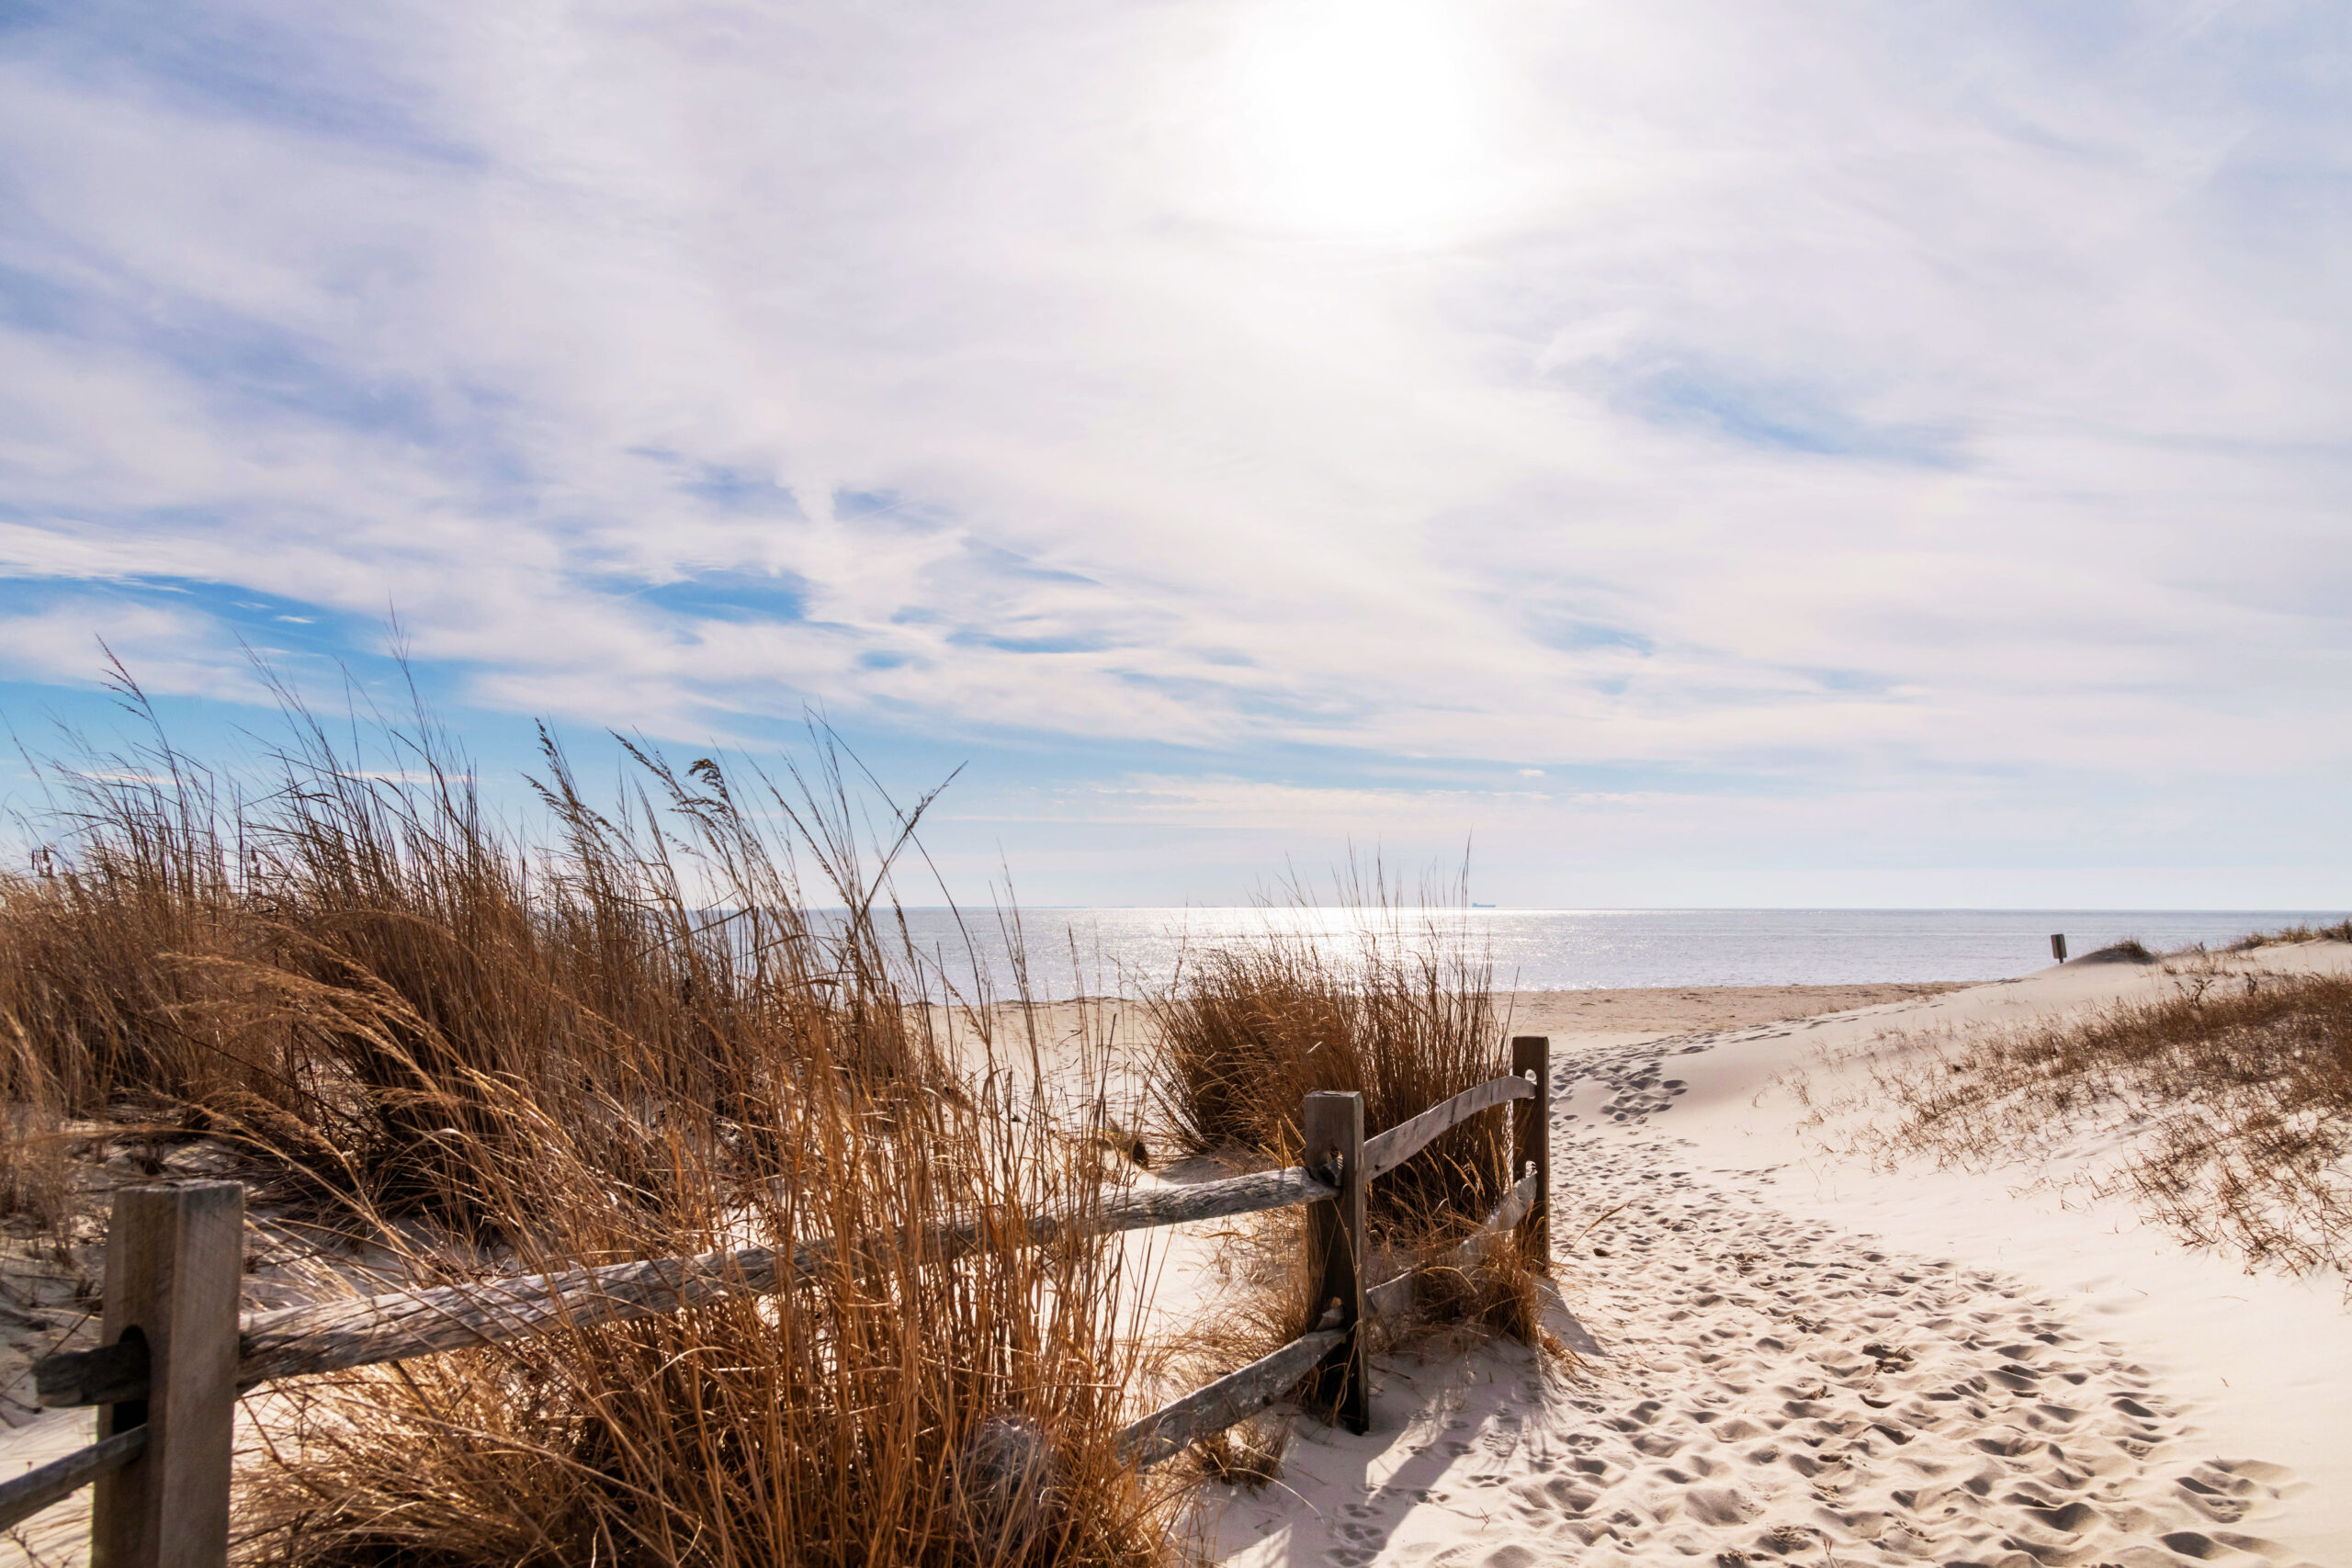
[93,1181,243,1568]
[1301,1090,1368,1435]
[1510,1036,1552,1271]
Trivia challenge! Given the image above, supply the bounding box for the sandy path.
[1211,1066,2286,1568]
[1205,954,2350,1568]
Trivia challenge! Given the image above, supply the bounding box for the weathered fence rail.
[1361,1071,1532,1180]
[1121,1032,1555,1464]
[1116,1324,1348,1470]
[10,1036,1553,1565]
[37,1168,1350,1405]
[1119,1161,1545,1467]
[0,1429,144,1534]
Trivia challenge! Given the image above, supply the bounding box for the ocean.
[886,907,2348,998]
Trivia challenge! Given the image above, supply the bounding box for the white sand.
[1193,947,2352,1568]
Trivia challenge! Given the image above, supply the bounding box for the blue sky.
[0,0,2346,907]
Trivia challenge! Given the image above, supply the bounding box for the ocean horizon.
[874,906,2350,998]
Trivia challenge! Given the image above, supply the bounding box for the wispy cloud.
[0,0,2346,901]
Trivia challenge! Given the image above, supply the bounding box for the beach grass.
[1146,907,1510,1236]
[2235,919,2352,950]
[1143,892,1544,1359]
[1864,964,2352,1280]
[0,670,1181,1568]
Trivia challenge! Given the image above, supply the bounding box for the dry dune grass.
[1403,1223,1545,1347]
[0,1100,73,1260]
[1851,959,2352,1281]
[1146,908,1510,1235]
[242,1076,1163,1568]
[1144,898,1544,1376]
[2235,918,2352,950]
[0,668,1180,1568]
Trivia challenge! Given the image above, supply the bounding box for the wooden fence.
[3,1037,1551,1567]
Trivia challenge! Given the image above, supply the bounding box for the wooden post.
[93,1181,243,1568]
[1301,1090,1367,1435]
[1510,1036,1551,1272]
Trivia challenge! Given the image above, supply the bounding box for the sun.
[1171,0,1521,244]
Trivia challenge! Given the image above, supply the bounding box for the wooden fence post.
[1301,1090,1367,1435]
[1510,1036,1551,1272]
[93,1181,243,1568]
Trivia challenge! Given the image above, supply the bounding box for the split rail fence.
[4,1036,1551,1568]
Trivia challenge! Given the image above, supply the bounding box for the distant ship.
[1471,902,1496,908]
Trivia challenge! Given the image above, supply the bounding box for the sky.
[0,0,2346,908]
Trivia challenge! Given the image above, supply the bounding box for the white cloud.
[0,0,2346,897]
[0,597,260,704]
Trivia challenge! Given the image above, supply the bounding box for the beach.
[1186,948,2352,1568]
[6,0,2345,1556]
[7,955,2349,1568]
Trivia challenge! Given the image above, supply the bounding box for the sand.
[8,963,2348,1567]
[1195,949,2352,1568]
[1502,981,1967,1040]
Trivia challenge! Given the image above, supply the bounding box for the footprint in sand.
[1204,1030,2319,1568]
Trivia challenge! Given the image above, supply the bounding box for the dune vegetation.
[0,666,1547,1562]
[0,669,1175,1568]
[2236,919,2352,950]
[1144,900,1548,1355]
[1860,957,2352,1281]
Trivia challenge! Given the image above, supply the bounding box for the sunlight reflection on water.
[870,907,2346,998]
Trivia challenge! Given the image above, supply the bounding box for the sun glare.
[1177,0,1520,243]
